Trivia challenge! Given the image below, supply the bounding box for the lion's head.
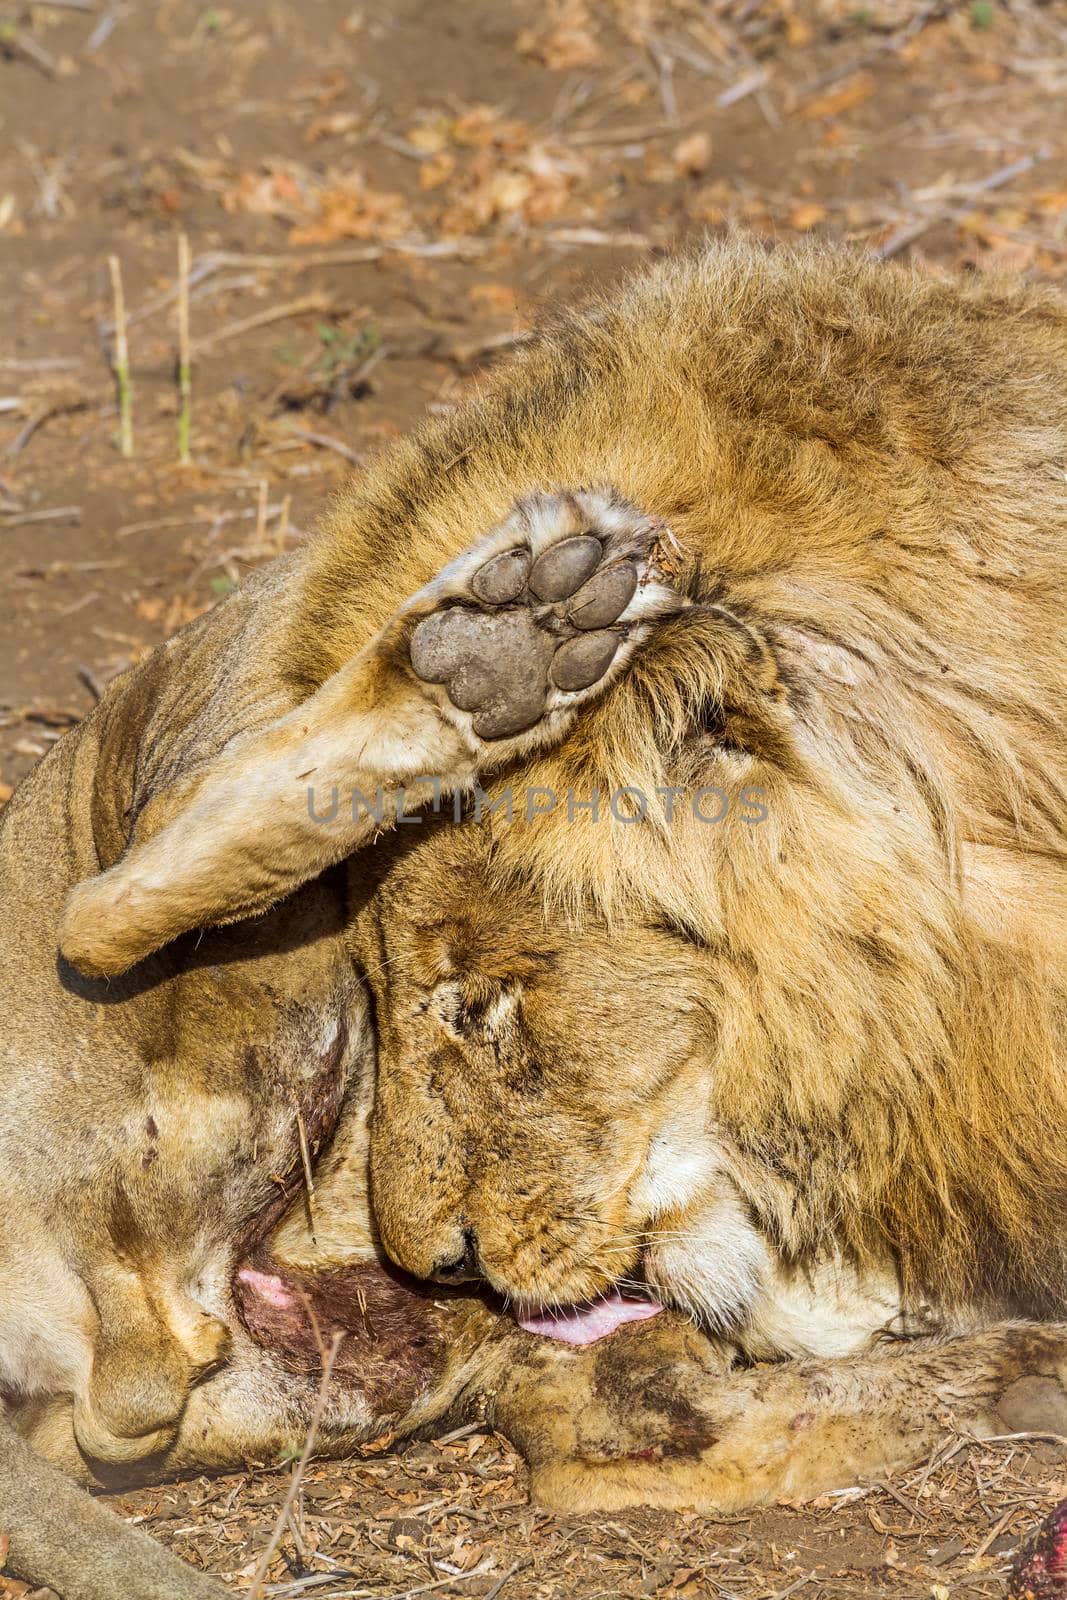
[354,822,755,1325]
[357,779,1067,1350]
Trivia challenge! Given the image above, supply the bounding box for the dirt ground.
[3,0,1067,1595]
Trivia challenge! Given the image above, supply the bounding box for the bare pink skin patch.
[516,1290,663,1346]
[237,1266,296,1310]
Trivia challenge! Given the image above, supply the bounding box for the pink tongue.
[516,1290,662,1346]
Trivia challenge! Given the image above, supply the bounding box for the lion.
[4,240,1067,1598]
[292,236,1067,1356]
[339,243,1067,1359]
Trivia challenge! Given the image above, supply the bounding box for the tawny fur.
[298,241,1067,1323]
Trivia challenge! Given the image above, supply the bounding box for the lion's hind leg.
[60,489,684,979]
[488,1317,1067,1514]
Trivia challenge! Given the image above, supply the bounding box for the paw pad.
[406,490,680,741]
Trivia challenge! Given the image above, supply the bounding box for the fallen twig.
[716,67,771,108]
[8,395,90,457]
[283,423,362,467]
[267,1567,495,1600]
[246,1331,344,1600]
[9,406,54,457]
[764,1574,816,1600]
[104,241,488,337]
[543,226,651,248]
[255,477,269,544]
[1,504,82,526]
[86,9,127,51]
[970,1504,1017,1562]
[483,1559,525,1600]
[570,106,709,146]
[871,151,1046,261]
[275,493,291,555]
[0,357,81,372]
[2,26,59,76]
[116,502,283,540]
[77,665,105,702]
[191,294,331,355]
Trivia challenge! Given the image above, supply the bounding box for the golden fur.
[298,240,1067,1327]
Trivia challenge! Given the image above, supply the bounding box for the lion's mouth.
[514,1289,662,1346]
[237,1261,662,1357]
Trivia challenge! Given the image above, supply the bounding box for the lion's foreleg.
[60,489,682,979]
[485,1318,1067,1513]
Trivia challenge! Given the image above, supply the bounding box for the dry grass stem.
[177,231,192,466]
[107,254,133,458]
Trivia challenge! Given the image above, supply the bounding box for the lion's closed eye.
[431,978,523,1045]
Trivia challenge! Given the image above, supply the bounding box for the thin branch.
[286,1089,318,1246]
[283,423,363,467]
[1,504,82,526]
[871,151,1045,261]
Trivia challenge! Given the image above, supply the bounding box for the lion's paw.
[404,488,683,741]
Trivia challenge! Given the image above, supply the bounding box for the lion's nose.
[429,1228,482,1284]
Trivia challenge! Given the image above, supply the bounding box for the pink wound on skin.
[516,1289,662,1346]
[237,1267,295,1310]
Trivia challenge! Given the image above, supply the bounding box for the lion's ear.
[58,647,458,980]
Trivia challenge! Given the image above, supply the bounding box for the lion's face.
[355,825,743,1321]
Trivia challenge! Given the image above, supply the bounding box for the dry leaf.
[673,131,712,177]
[801,71,875,121]
[451,105,526,150]
[419,152,455,191]
[303,111,360,145]
[790,201,827,231]
[517,1,601,70]
[407,120,449,154]
[223,170,303,219]
[289,177,413,244]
